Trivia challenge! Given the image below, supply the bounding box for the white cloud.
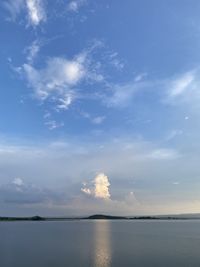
[25,40,40,63]
[81,187,91,195]
[148,148,179,160]
[173,182,180,185]
[166,129,183,141]
[67,0,86,12]
[163,69,200,111]
[94,173,110,199]
[106,83,138,108]
[80,111,106,125]
[4,0,46,26]
[26,0,46,26]
[124,191,139,205]
[104,68,200,110]
[23,54,86,102]
[91,116,105,125]
[45,120,64,130]
[21,47,105,110]
[3,0,24,21]
[169,71,194,97]
[106,79,152,108]
[81,173,111,200]
[134,73,147,82]
[56,94,74,110]
[108,52,124,70]
[13,178,24,186]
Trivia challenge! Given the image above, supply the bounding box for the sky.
[1,0,200,216]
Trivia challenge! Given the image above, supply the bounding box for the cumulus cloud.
[94,173,110,199]
[4,0,46,26]
[81,173,111,200]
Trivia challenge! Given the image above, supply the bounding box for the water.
[1,220,200,267]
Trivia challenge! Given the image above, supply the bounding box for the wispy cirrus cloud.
[23,53,87,103]
[67,0,87,13]
[26,0,46,26]
[4,0,46,26]
[168,71,194,98]
[104,68,200,110]
[25,39,40,63]
[20,42,105,112]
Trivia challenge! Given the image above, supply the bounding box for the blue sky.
[1,0,200,216]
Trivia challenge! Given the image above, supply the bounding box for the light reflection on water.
[93,220,111,267]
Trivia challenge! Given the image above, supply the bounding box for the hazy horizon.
[1,0,200,216]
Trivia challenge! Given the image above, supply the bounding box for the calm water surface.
[1,220,200,267]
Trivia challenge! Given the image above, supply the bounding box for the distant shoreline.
[1,214,200,221]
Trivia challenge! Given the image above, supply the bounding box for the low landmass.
[1,213,200,221]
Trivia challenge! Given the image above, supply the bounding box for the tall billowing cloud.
[81,173,111,200]
[94,173,110,199]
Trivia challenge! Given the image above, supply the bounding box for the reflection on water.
[93,220,111,267]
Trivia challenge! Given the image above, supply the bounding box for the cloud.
[108,52,124,70]
[0,179,48,204]
[165,69,200,109]
[13,178,24,186]
[0,137,198,216]
[67,0,86,12]
[94,173,110,199]
[124,191,139,205]
[25,40,40,63]
[44,120,64,130]
[92,116,105,125]
[106,83,138,108]
[103,68,200,110]
[173,182,180,185]
[4,0,46,26]
[80,111,105,125]
[148,148,179,160]
[21,45,105,111]
[105,81,152,108]
[134,73,147,82]
[23,54,86,102]
[81,173,111,200]
[165,129,183,141]
[3,0,24,21]
[26,0,46,26]
[169,71,194,97]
